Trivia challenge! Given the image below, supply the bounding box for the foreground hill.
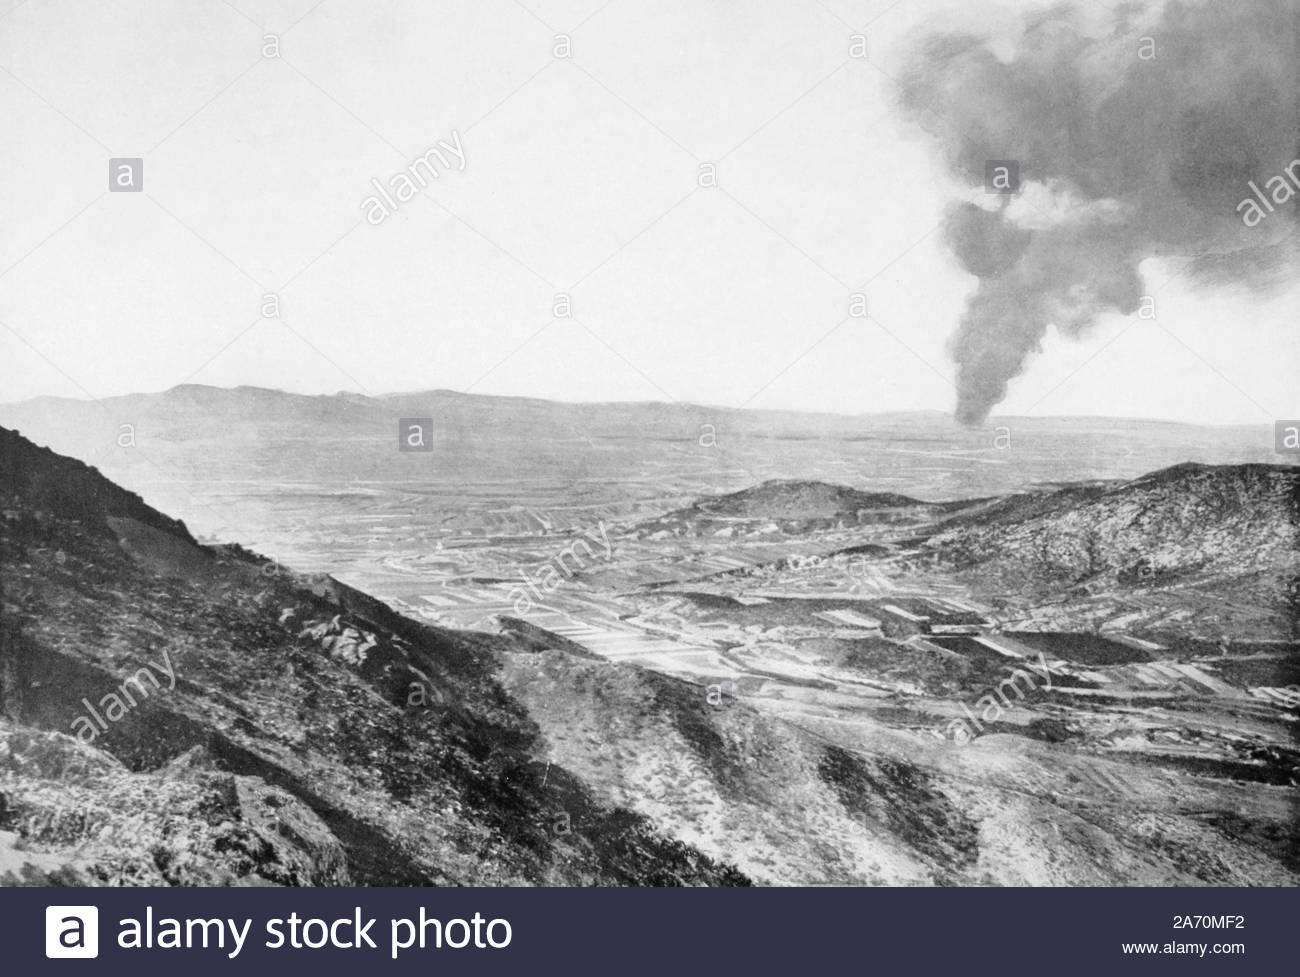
[0,427,745,885]
[0,428,1009,886]
[0,427,1015,886]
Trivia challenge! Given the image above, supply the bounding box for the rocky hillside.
[917,463,1299,589]
[497,643,1299,886]
[0,427,745,886]
[496,651,980,885]
[0,429,996,887]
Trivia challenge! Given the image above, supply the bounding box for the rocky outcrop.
[919,463,1300,585]
[0,725,348,886]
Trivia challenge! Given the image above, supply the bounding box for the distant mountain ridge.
[1,382,1275,438]
[0,385,1285,539]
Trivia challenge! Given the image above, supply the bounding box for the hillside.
[0,427,745,886]
[916,463,1300,585]
[0,428,1030,886]
[0,427,1026,887]
[693,480,927,519]
[636,479,938,538]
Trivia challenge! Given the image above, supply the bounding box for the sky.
[0,0,1296,425]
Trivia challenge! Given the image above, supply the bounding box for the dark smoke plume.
[896,0,1299,424]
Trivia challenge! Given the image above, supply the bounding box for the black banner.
[8,887,1290,974]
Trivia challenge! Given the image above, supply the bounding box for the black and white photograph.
[0,0,1297,911]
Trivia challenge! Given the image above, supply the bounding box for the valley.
[210,472,1300,883]
[1,388,1297,886]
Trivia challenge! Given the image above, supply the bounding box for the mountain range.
[0,385,1284,553]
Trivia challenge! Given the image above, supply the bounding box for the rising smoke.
[896,0,1299,424]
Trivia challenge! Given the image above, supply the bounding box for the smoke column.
[896,0,1299,424]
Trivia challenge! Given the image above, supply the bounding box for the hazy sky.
[0,0,1296,424]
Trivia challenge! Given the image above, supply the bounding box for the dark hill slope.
[0,426,745,886]
[638,479,938,536]
[917,463,1299,584]
[1,427,193,542]
[694,480,926,518]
